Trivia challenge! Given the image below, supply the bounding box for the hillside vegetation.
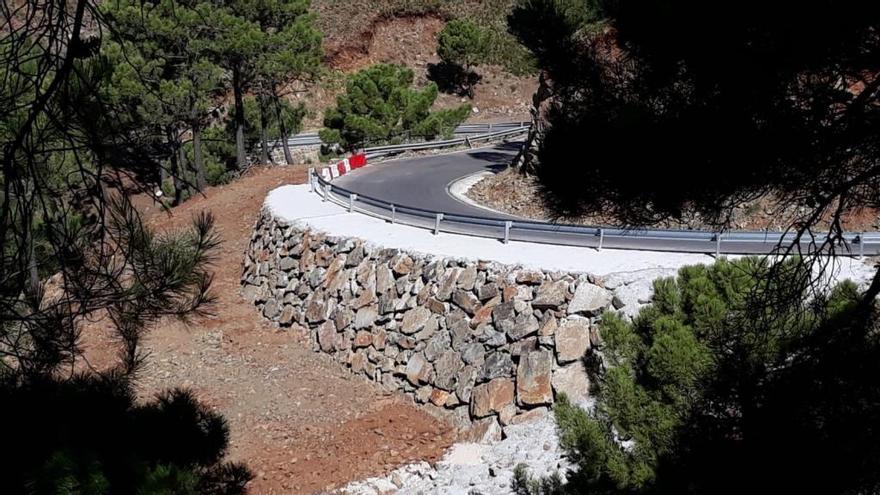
[313,0,534,74]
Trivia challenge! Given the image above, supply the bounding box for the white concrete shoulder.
[446,171,512,217]
[264,184,875,283]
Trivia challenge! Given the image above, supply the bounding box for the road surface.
[333,142,520,219]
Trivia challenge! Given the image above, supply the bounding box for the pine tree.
[103,0,226,199]
[437,19,487,98]
[213,0,322,167]
[251,0,322,164]
[549,258,880,494]
[320,63,471,150]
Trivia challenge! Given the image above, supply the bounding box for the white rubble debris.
[340,413,574,495]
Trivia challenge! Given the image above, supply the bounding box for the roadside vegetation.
[516,258,880,494]
[506,1,880,493]
[319,63,470,150]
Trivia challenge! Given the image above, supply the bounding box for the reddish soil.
[470,168,880,232]
[83,166,455,494]
[294,14,535,129]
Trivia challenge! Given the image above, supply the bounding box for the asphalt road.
[333,142,521,219]
[327,141,876,255]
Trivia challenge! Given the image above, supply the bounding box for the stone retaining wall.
[240,210,652,437]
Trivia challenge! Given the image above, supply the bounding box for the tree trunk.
[192,123,207,190]
[232,66,247,170]
[258,94,271,165]
[274,87,294,165]
[166,126,183,205]
[513,71,552,175]
[177,138,187,204]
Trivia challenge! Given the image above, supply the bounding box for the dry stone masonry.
[241,209,650,434]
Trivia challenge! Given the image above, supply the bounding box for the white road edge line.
[445,170,516,218]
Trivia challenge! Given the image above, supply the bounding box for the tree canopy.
[1,1,252,492]
[320,63,470,150]
[510,0,880,235]
[521,258,880,494]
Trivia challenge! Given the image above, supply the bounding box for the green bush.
[319,63,470,150]
[550,257,880,494]
[438,19,487,71]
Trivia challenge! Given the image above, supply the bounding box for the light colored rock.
[353,306,377,329]
[532,280,569,309]
[316,321,337,352]
[507,406,549,426]
[405,353,431,385]
[353,330,372,348]
[568,282,612,315]
[515,270,544,285]
[552,361,590,404]
[470,377,515,418]
[508,313,539,340]
[516,349,553,406]
[400,306,431,334]
[555,317,591,363]
[457,265,478,291]
[390,253,414,275]
[452,289,480,315]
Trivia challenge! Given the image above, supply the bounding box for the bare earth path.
[85,165,454,494]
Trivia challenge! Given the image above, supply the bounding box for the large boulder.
[516,350,553,406]
[552,361,590,404]
[400,307,432,334]
[405,353,432,385]
[532,280,569,310]
[555,317,591,363]
[568,282,612,315]
[470,378,515,418]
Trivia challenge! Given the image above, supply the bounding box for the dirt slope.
[293,7,536,128]
[85,166,454,494]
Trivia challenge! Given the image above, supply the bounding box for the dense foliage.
[0,0,273,492]
[530,258,880,494]
[320,64,470,150]
[2,378,251,494]
[433,19,487,97]
[510,0,880,234]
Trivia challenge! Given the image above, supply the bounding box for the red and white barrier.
[317,153,367,182]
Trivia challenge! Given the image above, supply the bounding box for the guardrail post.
[715,232,722,257]
[323,183,331,202]
[308,167,315,193]
[503,221,512,244]
[598,228,604,251]
[465,137,472,148]
[348,193,357,212]
[434,213,443,235]
[859,232,864,259]
[390,204,396,224]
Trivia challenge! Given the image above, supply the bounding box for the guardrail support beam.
[348,193,358,212]
[308,168,315,193]
[598,228,604,251]
[434,213,443,235]
[503,221,512,244]
[323,184,331,202]
[859,233,864,259]
[715,233,722,257]
[390,204,396,224]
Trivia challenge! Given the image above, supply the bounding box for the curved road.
[327,141,875,255]
[334,142,520,219]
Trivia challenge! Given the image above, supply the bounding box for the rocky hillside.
[291,1,537,128]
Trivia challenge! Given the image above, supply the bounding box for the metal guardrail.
[299,124,879,256]
[307,166,880,257]
[362,126,529,159]
[268,121,530,149]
